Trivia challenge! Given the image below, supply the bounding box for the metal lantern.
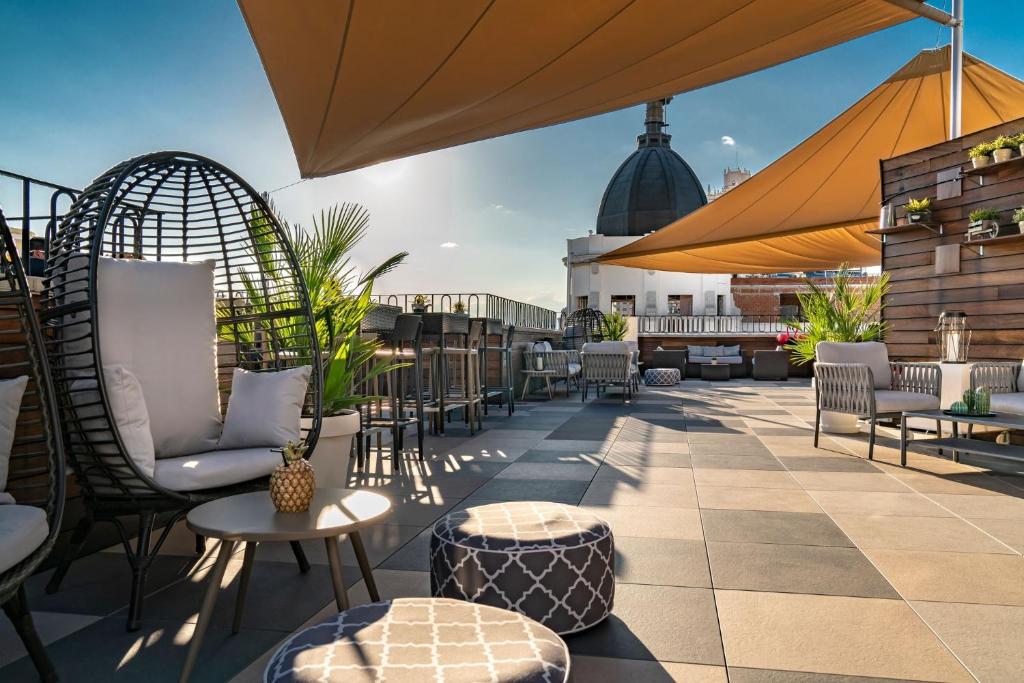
[935,311,971,363]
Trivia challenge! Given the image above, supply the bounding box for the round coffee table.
[179,488,391,683]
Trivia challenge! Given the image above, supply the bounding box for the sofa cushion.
[991,392,1024,416]
[722,345,741,356]
[0,504,48,573]
[0,376,28,490]
[96,258,222,459]
[153,447,282,492]
[687,346,706,357]
[816,341,891,389]
[218,367,311,450]
[69,366,155,478]
[873,390,939,414]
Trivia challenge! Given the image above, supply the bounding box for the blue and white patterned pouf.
[430,501,614,635]
[644,367,681,385]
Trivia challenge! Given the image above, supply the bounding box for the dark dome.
[596,99,707,237]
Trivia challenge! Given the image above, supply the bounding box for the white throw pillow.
[218,366,312,450]
[0,376,28,491]
[69,366,155,478]
[96,258,223,458]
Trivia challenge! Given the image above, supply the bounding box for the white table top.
[186,488,391,542]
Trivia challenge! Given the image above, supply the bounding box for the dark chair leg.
[45,514,94,595]
[126,511,156,631]
[290,540,311,573]
[813,408,821,448]
[194,534,206,556]
[3,586,58,683]
[868,419,877,461]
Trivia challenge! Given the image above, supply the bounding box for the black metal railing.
[638,314,803,336]
[0,169,80,270]
[372,293,559,330]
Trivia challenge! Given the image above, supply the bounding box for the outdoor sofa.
[686,344,747,378]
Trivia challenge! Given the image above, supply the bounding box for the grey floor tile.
[380,527,433,572]
[707,542,898,599]
[494,462,599,481]
[603,451,692,468]
[465,478,589,504]
[701,510,854,547]
[615,537,711,588]
[516,449,605,465]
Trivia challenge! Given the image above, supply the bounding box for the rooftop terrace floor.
[2,379,1023,681]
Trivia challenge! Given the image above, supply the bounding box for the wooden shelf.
[866,222,942,237]
[964,230,1024,247]
[961,154,1024,177]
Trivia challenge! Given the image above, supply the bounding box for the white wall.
[566,234,734,315]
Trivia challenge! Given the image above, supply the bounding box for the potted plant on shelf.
[412,294,429,314]
[1013,207,1024,233]
[238,200,408,487]
[967,208,1002,241]
[453,300,467,314]
[992,135,1018,163]
[903,197,932,225]
[968,142,993,168]
[1016,132,1024,156]
[784,264,889,434]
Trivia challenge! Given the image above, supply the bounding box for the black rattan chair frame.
[0,209,65,682]
[38,152,322,631]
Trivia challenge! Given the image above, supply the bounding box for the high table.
[179,488,391,682]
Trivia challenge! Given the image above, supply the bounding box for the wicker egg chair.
[0,210,65,682]
[39,152,322,631]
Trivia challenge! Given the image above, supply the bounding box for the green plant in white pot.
[992,134,1017,163]
[967,141,993,169]
[1014,207,1024,232]
[785,265,889,433]
[236,201,407,486]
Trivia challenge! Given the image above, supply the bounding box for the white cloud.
[440,241,459,249]
[721,135,736,146]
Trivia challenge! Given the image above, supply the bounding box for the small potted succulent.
[1013,207,1024,232]
[967,208,1001,240]
[992,135,1018,163]
[412,294,430,314]
[903,197,932,225]
[453,299,467,314]
[968,142,994,168]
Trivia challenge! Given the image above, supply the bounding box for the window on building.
[716,294,726,316]
[576,295,590,310]
[667,294,693,315]
[610,295,635,316]
[779,293,802,319]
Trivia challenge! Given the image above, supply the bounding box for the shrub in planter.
[992,135,1018,163]
[903,197,932,224]
[1015,131,1024,156]
[601,311,629,341]
[968,142,994,168]
[1013,207,1024,233]
[968,208,1002,240]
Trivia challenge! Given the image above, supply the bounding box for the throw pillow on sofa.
[218,366,312,450]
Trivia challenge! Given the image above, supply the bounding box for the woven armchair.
[814,342,940,460]
[970,362,1024,416]
[522,343,580,398]
[581,342,633,402]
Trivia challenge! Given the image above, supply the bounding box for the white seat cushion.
[0,504,48,573]
[0,376,28,490]
[218,367,311,450]
[990,392,1024,415]
[153,448,282,492]
[96,258,222,459]
[873,390,939,414]
[582,341,629,353]
[816,341,891,389]
[567,363,581,376]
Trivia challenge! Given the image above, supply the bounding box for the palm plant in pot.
[235,201,407,487]
[601,311,629,341]
[784,265,889,433]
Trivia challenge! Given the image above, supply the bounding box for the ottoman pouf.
[264,597,570,683]
[644,367,681,385]
[430,501,614,634]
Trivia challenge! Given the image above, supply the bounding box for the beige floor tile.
[892,470,1017,496]
[607,441,690,455]
[593,464,694,485]
[788,472,909,493]
[865,549,1024,605]
[697,486,819,513]
[578,505,704,540]
[926,492,1024,519]
[808,490,952,517]
[912,601,1024,682]
[581,481,698,508]
[714,590,972,681]
[692,469,801,489]
[832,514,1016,554]
[970,517,1024,553]
[570,656,727,683]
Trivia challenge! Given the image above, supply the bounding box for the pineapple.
[270,440,316,512]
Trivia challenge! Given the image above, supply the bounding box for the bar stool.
[475,319,515,416]
[438,318,483,434]
[421,313,477,435]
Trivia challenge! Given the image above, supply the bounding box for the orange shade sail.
[238,0,924,177]
[599,48,1024,273]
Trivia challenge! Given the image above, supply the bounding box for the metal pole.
[949,0,964,139]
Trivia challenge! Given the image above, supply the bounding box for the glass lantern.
[935,311,970,363]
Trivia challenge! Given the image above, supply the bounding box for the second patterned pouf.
[430,501,614,634]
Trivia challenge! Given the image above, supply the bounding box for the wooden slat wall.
[881,118,1024,361]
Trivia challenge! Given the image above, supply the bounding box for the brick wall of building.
[730,276,873,317]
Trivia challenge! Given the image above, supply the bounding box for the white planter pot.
[819,411,860,434]
[993,148,1014,163]
[302,410,360,488]
[971,155,991,169]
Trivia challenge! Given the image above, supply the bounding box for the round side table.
[179,488,391,683]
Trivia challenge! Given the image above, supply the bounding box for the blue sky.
[2,1,1020,311]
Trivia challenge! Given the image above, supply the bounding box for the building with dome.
[564,99,735,317]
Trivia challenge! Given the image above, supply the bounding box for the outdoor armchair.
[522,341,580,397]
[971,362,1024,415]
[814,341,940,459]
[580,341,633,402]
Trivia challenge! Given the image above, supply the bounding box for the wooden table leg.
[324,536,350,612]
[350,531,380,602]
[232,542,257,634]
[180,539,235,683]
